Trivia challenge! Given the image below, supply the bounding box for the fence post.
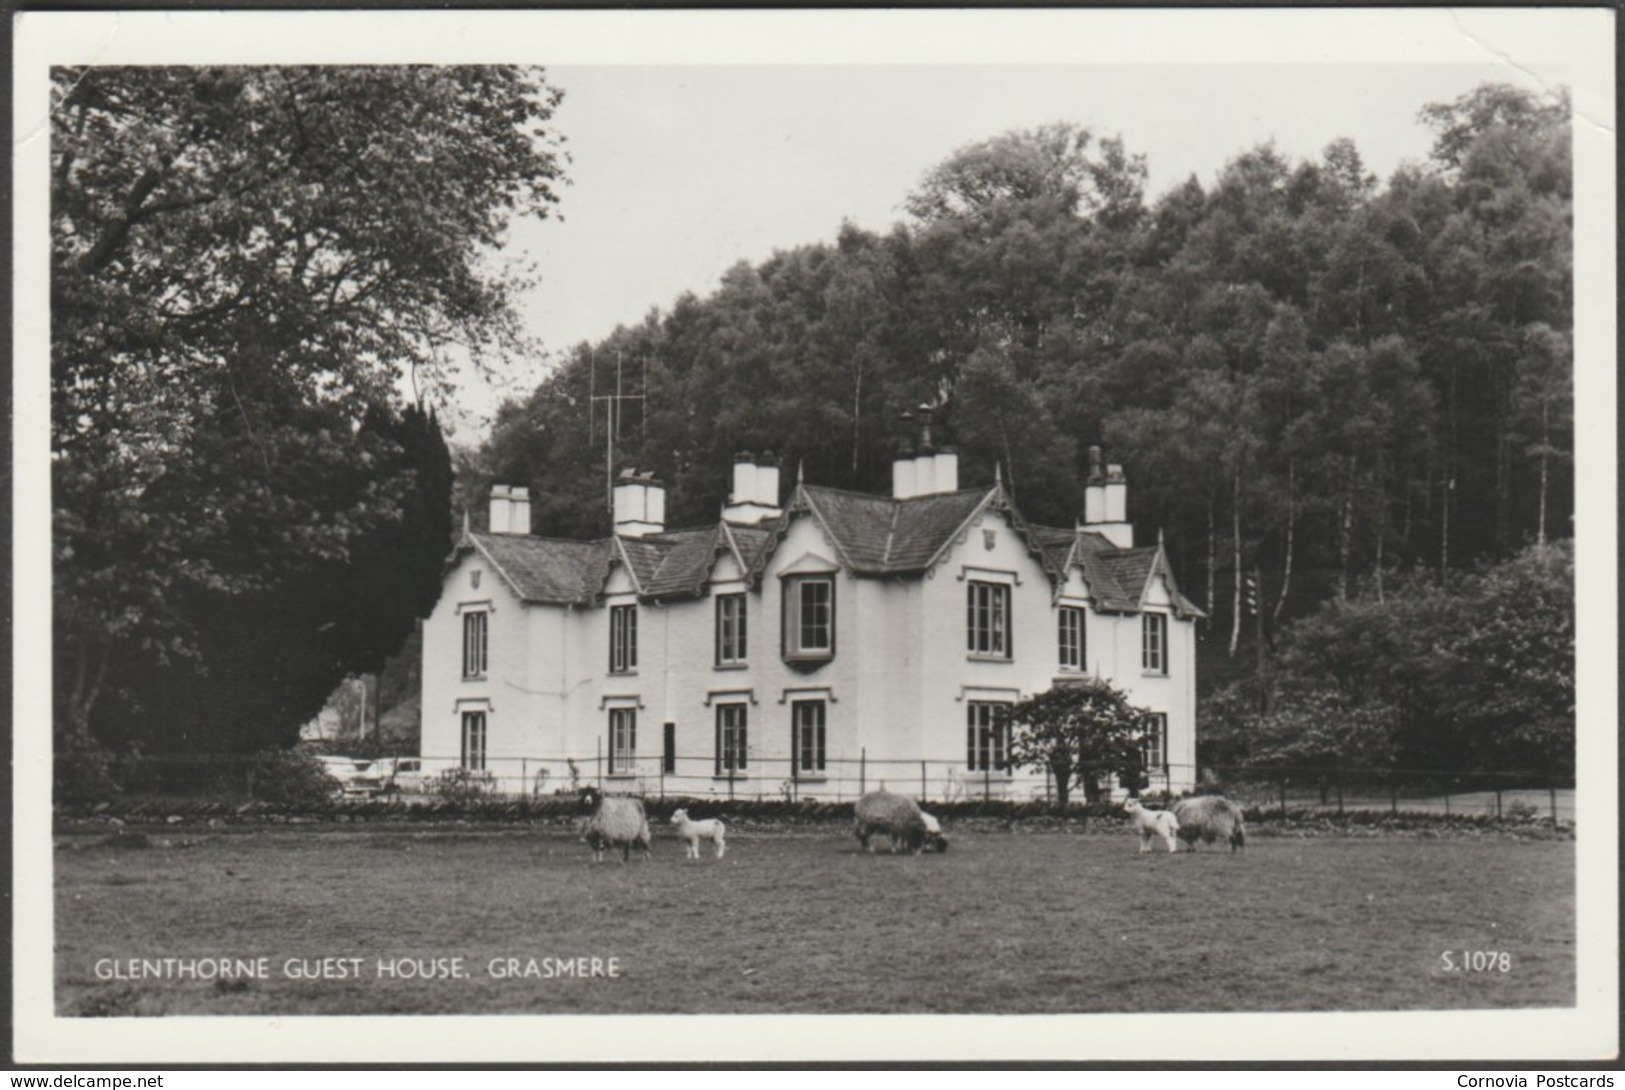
[1444,786,1450,816]
[595,738,602,787]
[1391,777,1398,815]
[1549,786,1557,824]
[984,760,991,800]
[860,748,866,796]
[921,761,927,803]
[1495,787,1502,819]
[1336,777,1343,816]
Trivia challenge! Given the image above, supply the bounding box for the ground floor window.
[460,711,487,771]
[967,701,1011,773]
[716,704,748,775]
[608,707,637,774]
[1142,712,1168,773]
[792,700,826,775]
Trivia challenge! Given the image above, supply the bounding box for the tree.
[52,66,565,753]
[1004,679,1156,806]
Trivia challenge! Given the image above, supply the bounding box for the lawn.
[54,824,1574,1016]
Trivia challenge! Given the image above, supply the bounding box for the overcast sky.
[462,61,1549,434]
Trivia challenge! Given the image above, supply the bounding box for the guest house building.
[421,448,1200,800]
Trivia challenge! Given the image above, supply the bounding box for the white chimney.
[914,450,937,496]
[724,453,783,524]
[933,448,959,493]
[614,470,666,538]
[488,484,512,534]
[892,452,918,500]
[1081,447,1132,548]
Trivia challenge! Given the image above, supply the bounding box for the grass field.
[54,825,1574,1016]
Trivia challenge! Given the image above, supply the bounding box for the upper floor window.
[716,593,748,666]
[1142,612,1167,675]
[783,576,834,663]
[966,701,1012,773]
[1058,606,1085,671]
[1142,712,1168,772]
[608,707,637,775]
[609,604,638,673]
[462,611,488,679]
[967,581,1011,658]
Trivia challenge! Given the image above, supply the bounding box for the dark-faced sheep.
[578,786,651,863]
[920,810,950,853]
[854,790,928,855]
[1122,797,1180,853]
[1171,795,1246,852]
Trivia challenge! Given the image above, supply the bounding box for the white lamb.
[670,808,726,860]
[1123,797,1180,854]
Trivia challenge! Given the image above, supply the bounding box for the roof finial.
[796,459,805,485]
[994,460,1003,487]
[462,507,471,540]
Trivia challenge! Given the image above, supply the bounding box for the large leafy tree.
[52,66,564,752]
[1004,679,1156,806]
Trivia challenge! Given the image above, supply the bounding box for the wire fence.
[54,751,1576,823]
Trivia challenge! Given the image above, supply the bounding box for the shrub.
[249,749,337,807]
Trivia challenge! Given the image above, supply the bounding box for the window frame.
[461,610,488,679]
[1057,605,1085,671]
[1142,612,1168,675]
[1142,712,1169,773]
[460,710,487,771]
[715,593,748,667]
[966,701,1013,774]
[608,706,638,775]
[791,699,827,776]
[782,575,835,664]
[715,703,749,776]
[609,604,638,674]
[966,580,1013,659]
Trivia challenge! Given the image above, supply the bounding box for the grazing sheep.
[919,810,950,853]
[854,790,928,855]
[669,808,727,860]
[578,786,651,863]
[1122,797,1180,854]
[1171,795,1246,852]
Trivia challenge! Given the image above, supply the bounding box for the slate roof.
[797,484,991,574]
[469,532,612,606]
[465,481,1199,615]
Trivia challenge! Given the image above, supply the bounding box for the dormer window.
[783,576,834,664]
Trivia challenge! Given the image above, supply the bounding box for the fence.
[52,751,1575,823]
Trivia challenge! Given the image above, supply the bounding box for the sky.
[457,61,1554,436]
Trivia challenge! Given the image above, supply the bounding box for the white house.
[421,448,1201,801]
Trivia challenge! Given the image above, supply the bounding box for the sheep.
[1122,797,1180,853]
[854,789,928,855]
[578,785,651,863]
[669,808,726,860]
[919,810,950,853]
[1171,794,1246,852]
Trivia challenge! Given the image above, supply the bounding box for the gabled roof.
[1023,523,1203,617]
[467,532,612,606]
[795,484,993,575]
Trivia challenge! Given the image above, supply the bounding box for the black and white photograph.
[12,7,1617,1066]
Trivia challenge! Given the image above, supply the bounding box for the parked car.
[370,757,435,797]
[315,755,385,799]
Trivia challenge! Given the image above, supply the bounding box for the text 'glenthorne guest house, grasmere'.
[421,447,1201,799]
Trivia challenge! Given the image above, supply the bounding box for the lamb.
[1171,794,1246,852]
[853,789,928,855]
[919,810,950,853]
[669,808,726,860]
[578,785,651,863]
[1122,797,1180,854]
